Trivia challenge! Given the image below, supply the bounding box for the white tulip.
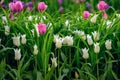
[51,57,57,67]
[21,34,27,44]
[106,20,112,29]
[87,34,93,46]
[33,44,38,55]
[53,35,59,43]
[116,14,120,18]
[92,31,100,41]
[12,36,20,47]
[105,40,112,50]
[63,36,73,46]
[65,20,69,26]
[73,30,86,40]
[90,14,98,23]
[55,38,63,49]
[2,16,7,24]
[28,16,33,21]
[14,48,21,60]
[94,42,100,54]
[4,25,10,36]
[82,48,89,59]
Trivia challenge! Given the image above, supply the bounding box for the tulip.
[105,40,112,50]
[90,14,98,23]
[87,34,93,46]
[63,36,73,46]
[97,1,109,11]
[82,48,89,59]
[33,44,38,55]
[21,34,27,44]
[83,11,90,19]
[58,0,62,5]
[59,6,64,13]
[51,57,57,67]
[12,36,20,47]
[92,31,100,41]
[55,38,63,48]
[4,25,10,36]
[94,42,100,54]
[37,23,47,34]
[14,48,21,60]
[102,12,108,19]
[38,2,47,12]
[53,35,59,43]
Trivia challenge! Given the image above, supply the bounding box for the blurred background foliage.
[2,0,120,14]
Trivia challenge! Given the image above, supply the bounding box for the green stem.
[17,60,21,80]
[96,54,99,80]
[69,47,71,64]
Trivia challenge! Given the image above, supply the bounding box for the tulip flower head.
[38,2,47,12]
[9,1,23,12]
[97,1,109,11]
[83,11,90,19]
[105,40,112,50]
[37,23,47,34]
[33,44,38,55]
[87,34,93,46]
[14,48,21,60]
[21,34,27,44]
[94,42,100,54]
[102,12,108,19]
[82,48,89,59]
[12,36,20,47]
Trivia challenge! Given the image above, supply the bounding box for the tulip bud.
[33,44,38,55]
[75,71,79,79]
[51,57,57,67]
[4,25,10,36]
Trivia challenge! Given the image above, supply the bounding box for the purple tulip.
[26,2,33,7]
[59,6,64,13]
[58,0,62,5]
[13,0,19,3]
[87,3,91,9]
[2,5,7,9]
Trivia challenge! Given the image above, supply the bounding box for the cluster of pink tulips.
[83,1,109,19]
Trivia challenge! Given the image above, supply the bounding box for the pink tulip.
[15,1,23,12]
[102,12,107,19]
[9,1,23,12]
[38,23,47,34]
[97,1,108,11]
[9,2,16,12]
[38,2,47,12]
[83,11,90,19]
